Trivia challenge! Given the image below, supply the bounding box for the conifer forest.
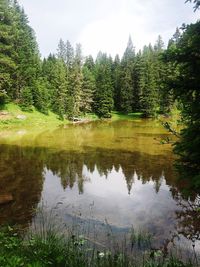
[0,0,200,266]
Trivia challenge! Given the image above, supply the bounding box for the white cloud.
[18,0,199,58]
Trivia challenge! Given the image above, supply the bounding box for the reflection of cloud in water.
[0,142,199,253]
[40,166,178,248]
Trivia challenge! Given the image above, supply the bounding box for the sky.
[18,0,199,59]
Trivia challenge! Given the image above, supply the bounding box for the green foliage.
[119,36,135,113]
[164,21,200,189]
[130,229,152,250]
[0,226,194,267]
[81,66,95,114]
[94,53,114,118]
[0,89,9,107]
[20,86,33,111]
[0,0,178,121]
[33,79,49,114]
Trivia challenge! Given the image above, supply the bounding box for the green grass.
[0,105,143,131]
[0,103,67,130]
[0,225,195,267]
[111,111,143,121]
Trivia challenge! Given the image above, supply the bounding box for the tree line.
[1,0,179,119]
[1,0,199,187]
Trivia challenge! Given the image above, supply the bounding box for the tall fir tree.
[139,44,159,117]
[69,43,83,117]
[112,54,121,110]
[119,36,135,113]
[0,0,16,103]
[12,1,40,101]
[57,38,67,63]
[94,52,114,118]
[80,66,95,114]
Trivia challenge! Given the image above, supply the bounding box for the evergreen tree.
[19,86,33,111]
[153,35,171,114]
[12,1,40,100]
[68,43,83,117]
[84,55,95,71]
[42,54,57,105]
[0,0,16,101]
[81,66,95,114]
[66,40,74,70]
[94,52,113,118]
[132,51,142,111]
[120,36,135,113]
[164,22,200,186]
[112,54,121,110]
[33,78,49,114]
[43,56,68,118]
[57,38,67,63]
[139,45,159,117]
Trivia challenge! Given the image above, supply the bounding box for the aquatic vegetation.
[0,224,196,267]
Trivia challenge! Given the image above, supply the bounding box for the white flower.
[98,252,105,258]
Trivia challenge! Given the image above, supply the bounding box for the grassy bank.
[111,111,143,121]
[0,104,143,130]
[0,226,195,267]
[0,103,67,130]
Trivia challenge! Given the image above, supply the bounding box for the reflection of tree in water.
[45,153,90,194]
[0,145,44,226]
[1,142,199,245]
[173,190,200,244]
[41,148,175,194]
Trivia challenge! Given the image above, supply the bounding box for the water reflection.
[0,145,43,226]
[0,143,199,251]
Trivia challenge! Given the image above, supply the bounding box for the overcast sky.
[18,0,199,58]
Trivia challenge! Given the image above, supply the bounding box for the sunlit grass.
[111,111,143,121]
[0,103,66,130]
[0,105,143,131]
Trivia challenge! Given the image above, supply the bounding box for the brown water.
[0,119,199,251]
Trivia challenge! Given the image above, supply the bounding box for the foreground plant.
[0,225,196,267]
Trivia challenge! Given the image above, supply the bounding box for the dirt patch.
[0,111,12,120]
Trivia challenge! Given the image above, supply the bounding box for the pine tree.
[84,55,95,71]
[94,52,114,118]
[33,78,49,114]
[153,35,171,114]
[66,40,74,70]
[133,51,143,111]
[119,36,135,113]
[81,66,95,114]
[68,43,83,117]
[57,38,67,63]
[42,54,57,106]
[0,0,16,101]
[20,86,33,111]
[43,56,68,119]
[12,1,40,100]
[112,54,121,110]
[139,45,159,117]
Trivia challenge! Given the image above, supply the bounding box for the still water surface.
[0,120,199,251]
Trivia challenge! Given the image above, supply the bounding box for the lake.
[0,119,199,253]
